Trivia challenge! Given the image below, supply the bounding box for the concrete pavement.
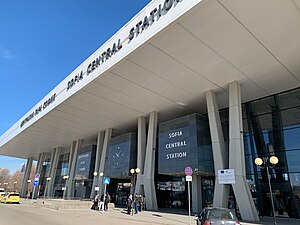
[0,199,299,225]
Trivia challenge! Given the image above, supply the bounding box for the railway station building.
[1,0,300,221]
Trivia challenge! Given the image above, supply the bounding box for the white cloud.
[0,48,16,60]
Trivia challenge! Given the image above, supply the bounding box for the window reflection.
[284,128,300,150]
[286,150,300,173]
[250,97,275,116]
[244,88,300,218]
[277,88,300,110]
[281,108,300,128]
[245,154,254,175]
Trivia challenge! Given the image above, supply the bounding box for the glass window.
[244,134,252,155]
[219,109,229,123]
[243,118,249,133]
[286,150,300,173]
[251,132,271,155]
[250,97,275,116]
[277,88,300,110]
[283,127,300,150]
[242,105,246,119]
[288,173,300,217]
[249,114,278,138]
[289,173,300,189]
[245,154,254,175]
[281,108,300,130]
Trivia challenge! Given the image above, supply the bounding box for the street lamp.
[13,181,18,192]
[44,177,51,199]
[27,180,31,198]
[130,168,140,194]
[62,175,69,200]
[62,175,69,199]
[92,172,103,195]
[3,182,8,192]
[254,156,279,225]
[96,172,105,212]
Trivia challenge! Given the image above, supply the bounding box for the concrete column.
[228,81,259,221]
[206,90,230,208]
[67,139,82,199]
[98,128,112,196]
[35,152,46,178]
[47,147,61,198]
[44,150,55,198]
[32,152,46,199]
[143,111,158,210]
[20,157,33,197]
[192,175,202,213]
[64,141,76,199]
[90,130,105,199]
[135,116,146,195]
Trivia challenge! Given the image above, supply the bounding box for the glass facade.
[105,133,137,179]
[74,145,96,199]
[45,87,300,219]
[243,88,300,218]
[53,153,69,197]
[39,160,50,197]
[157,176,187,209]
[158,114,213,175]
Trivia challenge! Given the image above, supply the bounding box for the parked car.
[1,193,20,204]
[0,193,6,201]
[195,207,240,225]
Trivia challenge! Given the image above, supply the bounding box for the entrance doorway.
[74,179,93,199]
[107,179,131,207]
[201,177,214,207]
[157,177,186,209]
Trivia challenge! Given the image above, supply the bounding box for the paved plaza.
[0,199,299,225]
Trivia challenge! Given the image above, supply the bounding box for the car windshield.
[207,209,235,220]
[9,194,20,197]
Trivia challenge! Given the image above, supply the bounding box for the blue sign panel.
[33,179,39,187]
[103,177,110,185]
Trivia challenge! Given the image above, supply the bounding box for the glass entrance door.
[201,177,214,207]
[157,177,186,209]
[108,179,131,207]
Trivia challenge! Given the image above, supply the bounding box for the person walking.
[134,193,140,214]
[127,194,133,215]
[99,194,104,211]
[91,194,99,210]
[140,195,145,211]
[104,192,110,211]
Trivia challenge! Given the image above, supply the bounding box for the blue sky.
[0,0,151,174]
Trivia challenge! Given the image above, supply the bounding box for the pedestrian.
[138,194,142,212]
[99,194,104,211]
[26,190,30,200]
[104,192,110,211]
[91,194,99,210]
[134,193,140,214]
[127,194,133,215]
[140,195,145,211]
